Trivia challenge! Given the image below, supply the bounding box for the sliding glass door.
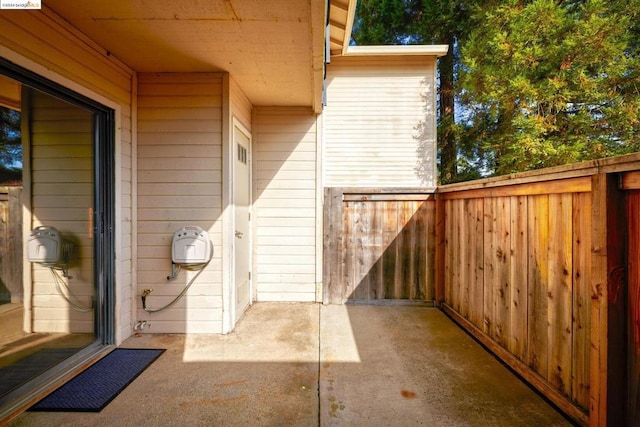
[0,59,114,406]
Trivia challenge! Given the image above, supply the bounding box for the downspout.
[316,0,330,301]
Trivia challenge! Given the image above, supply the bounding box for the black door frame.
[0,56,116,417]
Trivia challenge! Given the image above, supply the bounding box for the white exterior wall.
[323,55,438,187]
[136,73,224,334]
[230,76,252,132]
[253,107,318,302]
[0,8,135,343]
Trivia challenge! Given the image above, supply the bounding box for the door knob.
[235,231,243,238]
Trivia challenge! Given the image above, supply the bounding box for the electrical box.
[27,226,71,264]
[171,226,212,264]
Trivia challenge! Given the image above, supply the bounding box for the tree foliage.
[460,0,640,175]
[0,106,22,184]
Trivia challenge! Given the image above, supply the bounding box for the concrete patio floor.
[9,303,573,426]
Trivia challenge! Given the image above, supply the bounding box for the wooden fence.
[323,188,436,304]
[438,177,592,422]
[0,186,23,304]
[323,154,640,426]
[436,157,640,426]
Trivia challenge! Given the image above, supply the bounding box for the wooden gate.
[323,188,436,304]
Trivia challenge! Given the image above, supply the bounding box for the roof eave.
[343,45,450,57]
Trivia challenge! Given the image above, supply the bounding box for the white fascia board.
[344,45,449,57]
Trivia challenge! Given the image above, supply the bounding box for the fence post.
[590,173,626,426]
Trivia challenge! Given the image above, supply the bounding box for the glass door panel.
[0,74,97,400]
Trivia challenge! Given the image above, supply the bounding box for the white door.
[233,122,251,322]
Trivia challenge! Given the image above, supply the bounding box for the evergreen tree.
[0,106,22,184]
[460,0,640,175]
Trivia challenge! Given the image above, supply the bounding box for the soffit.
[45,0,325,110]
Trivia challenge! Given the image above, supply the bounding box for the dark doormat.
[30,348,165,412]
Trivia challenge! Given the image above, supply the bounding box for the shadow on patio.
[9,302,572,426]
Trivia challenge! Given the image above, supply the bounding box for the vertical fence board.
[483,198,497,336]
[371,201,384,299]
[392,201,402,299]
[383,201,397,300]
[397,201,416,299]
[435,195,445,304]
[415,201,429,300]
[365,201,377,300]
[547,193,574,396]
[456,199,465,311]
[384,202,402,299]
[353,201,369,300]
[454,200,469,318]
[510,195,528,361]
[495,196,511,347]
[444,200,454,307]
[342,201,355,299]
[528,194,550,378]
[452,199,463,312]
[460,198,473,320]
[411,201,422,299]
[573,191,591,410]
[469,198,484,328]
[427,200,436,300]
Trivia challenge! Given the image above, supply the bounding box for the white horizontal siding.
[254,107,317,302]
[0,8,135,342]
[231,76,252,132]
[137,73,224,334]
[323,55,437,187]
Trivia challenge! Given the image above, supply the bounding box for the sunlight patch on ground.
[319,305,361,363]
[180,304,362,363]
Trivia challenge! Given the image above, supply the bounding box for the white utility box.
[171,226,212,264]
[27,226,65,264]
